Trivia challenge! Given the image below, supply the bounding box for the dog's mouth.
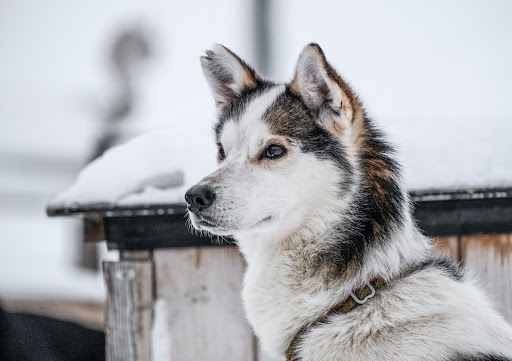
[189,212,274,236]
[196,215,218,228]
[250,216,272,229]
[190,213,230,234]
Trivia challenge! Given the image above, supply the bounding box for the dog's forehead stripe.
[219,85,285,147]
[220,121,238,149]
[214,82,276,138]
[238,85,285,127]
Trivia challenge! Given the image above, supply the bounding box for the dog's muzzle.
[185,185,216,212]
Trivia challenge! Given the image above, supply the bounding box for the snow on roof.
[387,116,512,192]
[49,129,217,209]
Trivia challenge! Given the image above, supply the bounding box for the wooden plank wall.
[153,247,255,360]
[434,234,512,322]
[461,234,512,321]
[151,235,512,361]
[104,259,153,361]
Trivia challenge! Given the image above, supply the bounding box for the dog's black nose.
[185,185,215,212]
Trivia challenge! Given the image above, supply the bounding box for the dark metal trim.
[47,203,187,218]
[104,214,235,250]
[410,187,512,202]
[413,196,512,237]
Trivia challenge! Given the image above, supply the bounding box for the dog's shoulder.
[405,256,465,282]
[297,255,512,361]
[450,355,512,361]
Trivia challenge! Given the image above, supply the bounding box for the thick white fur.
[190,45,512,360]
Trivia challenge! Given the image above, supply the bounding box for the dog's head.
[185,44,367,239]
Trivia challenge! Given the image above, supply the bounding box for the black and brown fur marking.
[263,88,353,179]
[449,355,512,361]
[274,45,404,275]
[316,113,405,276]
[294,44,405,244]
[407,257,465,282]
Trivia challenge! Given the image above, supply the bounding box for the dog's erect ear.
[291,44,355,131]
[201,44,261,112]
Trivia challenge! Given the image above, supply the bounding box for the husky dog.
[185,43,512,361]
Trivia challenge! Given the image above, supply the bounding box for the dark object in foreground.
[0,305,104,361]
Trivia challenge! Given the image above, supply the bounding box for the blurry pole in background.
[80,27,153,270]
[253,0,271,76]
[90,27,152,162]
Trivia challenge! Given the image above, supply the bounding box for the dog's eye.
[217,143,226,161]
[263,144,286,160]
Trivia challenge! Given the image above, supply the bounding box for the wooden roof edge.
[46,187,512,218]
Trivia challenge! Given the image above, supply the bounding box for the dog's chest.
[239,241,335,356]
[241,256,304,355]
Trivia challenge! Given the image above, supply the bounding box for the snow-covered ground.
[1,0,511,300]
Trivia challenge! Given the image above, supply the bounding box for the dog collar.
[285,277,387,361]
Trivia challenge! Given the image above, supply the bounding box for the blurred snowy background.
[1,0,511,305]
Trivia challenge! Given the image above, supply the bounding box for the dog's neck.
[236,209,430,357]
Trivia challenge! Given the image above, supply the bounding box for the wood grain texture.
[154,247,255,360]
[104,260,153,361]
[433,236,460,261]
[462,234,512,323]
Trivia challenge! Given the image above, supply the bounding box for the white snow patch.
[49,129,217,208]
[386,116,512,191]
